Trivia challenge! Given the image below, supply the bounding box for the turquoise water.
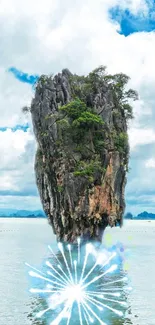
[0,218,154,325]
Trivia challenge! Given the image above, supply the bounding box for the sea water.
[0,218,154,325]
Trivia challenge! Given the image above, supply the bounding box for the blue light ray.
[26,241,129,324]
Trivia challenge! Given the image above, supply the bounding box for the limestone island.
[27,66,138,243]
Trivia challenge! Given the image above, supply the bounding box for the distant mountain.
[124,211,155,220]
[136,211,155,220]
[1,209,155,220]
[124,212,133,219]
[0,209,46,218]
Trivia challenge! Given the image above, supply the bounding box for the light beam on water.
[26,241,129,325]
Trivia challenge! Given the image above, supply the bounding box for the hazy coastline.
[1,218,155,227]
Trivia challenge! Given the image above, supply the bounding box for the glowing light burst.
[26,241,130,325]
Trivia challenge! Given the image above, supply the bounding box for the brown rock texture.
[30,67,136,243]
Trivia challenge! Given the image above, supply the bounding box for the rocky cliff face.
[30,67,137,243]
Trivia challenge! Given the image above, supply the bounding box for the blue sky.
[109,3,155,36]
[0,123,29,132]
[8,67,39,85]
[0,0,155,215]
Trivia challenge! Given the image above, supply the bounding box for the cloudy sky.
[0,0,155,215]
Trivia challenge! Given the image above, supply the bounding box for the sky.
[0,0,155,215]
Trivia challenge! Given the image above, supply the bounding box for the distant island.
[0,209,46,218]
[0,209,155,220]
[124,211,155,220]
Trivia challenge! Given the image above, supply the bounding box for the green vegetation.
[22,106,30,114]
[58,98,104,148]
[40,132,48,137]
[57,98,104,152]
[57,185,64,193]
[113,132,128,154]
[69,66,107,103]
[35,148,44,171]
[55,98,106,183]
[69,66,138,119]
[73,159,106,182]
[54,64,138,183]
[36,148,42,159]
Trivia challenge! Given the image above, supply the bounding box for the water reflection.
[28,297,47,325]
[27,244,133,325]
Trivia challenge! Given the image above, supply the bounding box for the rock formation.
[30,66,137,243]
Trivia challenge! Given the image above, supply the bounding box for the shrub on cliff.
[56,98,105,183]
[70,66,138,119]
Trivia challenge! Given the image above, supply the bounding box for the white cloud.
[145,158,155,168]
[0,195,42,210]
[0,128,37,201]
[0,128,34,168]
[117,0,148,15]
[0,0,154,212]
[0,175,17,191]
[0,68,33,127]
[129,128,155,150]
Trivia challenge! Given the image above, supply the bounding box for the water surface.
[0,218,154,325]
